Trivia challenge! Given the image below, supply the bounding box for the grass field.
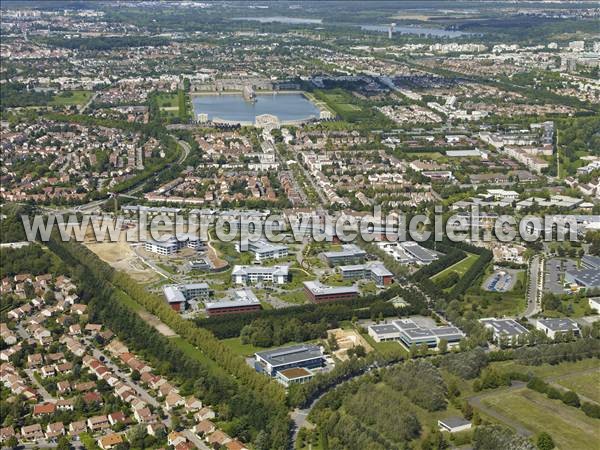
[554,370,600,403]
[221,337,263,357]
[50,90,93,106]
[430,253,478,282]
[169,336,223,374]
[482,388,599,450]
[492,358,599,379]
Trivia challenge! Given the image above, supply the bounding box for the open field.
[430,252,478,281]
[49,90,93,106]
[84,230,160,284]
[481,388,599,450]
[553,369,600,403]
[492,358,600,379]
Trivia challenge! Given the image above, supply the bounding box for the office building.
[368,319,464,349]
[162,283,210,311]
[339,262,393,287]
[303,281,359,304]
[254,344,325,377]
[480,318,528,345]
[322,244,366,266]
[205,288,261,317]
[232,265,289,285]
[535,318,580,340]
[237,240,288,262]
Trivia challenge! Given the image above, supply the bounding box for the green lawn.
[156,92,179,108]
[169,336,223,374]
[50,90,93,106]
[482,388,599,450]
[430,253,479,282]
[221,337,263,357]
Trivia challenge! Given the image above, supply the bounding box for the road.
[78,92,99,114]
[175,138,191,165]
[524,255,543,318]
[41,135,189,216]
[181,429,211,450]
[132,245,174,281]
[467,381,532,437]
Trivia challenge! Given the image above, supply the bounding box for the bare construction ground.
[84,225,160,284]
[328,328,374,361]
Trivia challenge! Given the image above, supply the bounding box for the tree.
[561,390,580,407]
[438,339,448,354]
[536,432,555,450]
[5,436,18,449]
[56,435,72,450]
[131,370,141,381]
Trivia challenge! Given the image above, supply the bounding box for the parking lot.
[483,269,520,293]
[543,257,577,294]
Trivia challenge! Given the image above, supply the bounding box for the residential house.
[87,415,110,432]
[46,422,65,440]
[98,433,124,450]
[21,424,44,441]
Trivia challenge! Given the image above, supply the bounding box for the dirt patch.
[84,225,160,284]
[328,328,374,361]
[206,236,228,270]
[138,309,177,337]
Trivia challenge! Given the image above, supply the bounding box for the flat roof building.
[255,344,324,377]
[438,417,472,433]
[377,241,438,265]
[368,318,465,349]
[339,262,393,287]
[144,234,202,256]
[303,281,359,304]
[162,283,210,312]
[237,240,288,262]
[275,367,314,387]
[323,244,366,266]
[480,318,528,345]
[536,318,580,340]
[232,265,289,285]
[205,288,261,317]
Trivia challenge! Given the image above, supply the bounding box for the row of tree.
[46,234,290,449]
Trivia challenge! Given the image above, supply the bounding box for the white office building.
[232,265,289,285]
